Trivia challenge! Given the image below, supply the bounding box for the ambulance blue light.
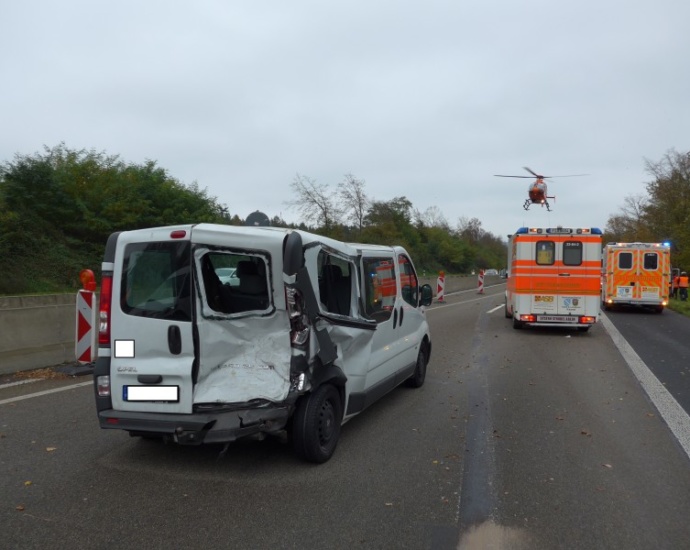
[515,227,529,234]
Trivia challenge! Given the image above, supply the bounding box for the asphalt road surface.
[1,285,689,549]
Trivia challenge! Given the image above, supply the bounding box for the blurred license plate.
[124,385,179,402]
[537,315,576,323]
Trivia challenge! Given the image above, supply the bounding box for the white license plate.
[124,385,179,402]
[536,315,577,323]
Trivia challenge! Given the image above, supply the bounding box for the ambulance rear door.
[554,234,600,317]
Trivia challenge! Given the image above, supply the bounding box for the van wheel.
[512,316,524,329]
[292,384,342,463]
[504,301,512,319]
[406,346,428,388]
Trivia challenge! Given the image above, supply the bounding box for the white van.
[93,224,433,463]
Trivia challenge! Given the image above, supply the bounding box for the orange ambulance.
[505,227,602,331]
[601,242,670,313]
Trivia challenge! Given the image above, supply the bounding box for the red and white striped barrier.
[437,271,446,302]
[477,269,484,294]
[75,270,97,364]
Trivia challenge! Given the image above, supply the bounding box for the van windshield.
[121,241,192,321]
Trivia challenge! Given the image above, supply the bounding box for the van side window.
[317,251,353,316]
[200,252,269,314]
[618,252,633,270]
[536,241,555,265]
[362,257,397,322]
[643,252,658,270]
[563,241,583,266]
[398,254,419,307]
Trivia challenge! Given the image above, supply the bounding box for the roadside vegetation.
[605,149,690,271]
[667,298,690,316]
[0,144,506,295]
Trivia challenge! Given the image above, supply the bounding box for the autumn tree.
[285,173,342,233]
[338,173,369,235]
[642,149,690,267]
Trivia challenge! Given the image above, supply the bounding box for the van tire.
[512,316,524,329]
[292,384,342,463]
[504,301,512,319]
[406,346,428,388]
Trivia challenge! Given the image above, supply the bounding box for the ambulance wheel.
[577,326,590,332]
[512,316,524,330]
[406,345,428,388]
[292,384,342,463]
[505,301,512,319]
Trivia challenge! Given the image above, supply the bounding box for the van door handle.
[399,306,404,326]
[559,273,571,277]
[168,325,182,355]
[393,308,398,329]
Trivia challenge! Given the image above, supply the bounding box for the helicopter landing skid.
[524,200,552,212]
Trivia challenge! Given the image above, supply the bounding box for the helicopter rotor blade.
[523,166,541,178]
[493,174,534,178]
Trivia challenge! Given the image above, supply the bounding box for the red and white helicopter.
[494,167,587,211]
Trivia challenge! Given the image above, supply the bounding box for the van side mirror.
[283,232,304,276]
[420,284,433,306]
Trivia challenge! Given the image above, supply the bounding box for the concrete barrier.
[0,276,503,376]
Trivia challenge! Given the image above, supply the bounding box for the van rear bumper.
[98,406,290,445]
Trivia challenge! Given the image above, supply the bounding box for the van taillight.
[285,286,309,346]
[97,375,111,397]
[99,274,113,346]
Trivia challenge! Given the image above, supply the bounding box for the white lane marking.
[427,294,498,312]
[487,305,503,314]
[0,378,43,390]
[0,381,92,406]
[600,312,690,460]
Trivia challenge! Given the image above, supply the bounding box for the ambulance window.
[362,257,397,323]
[643,252,658,270]
[398,254,419,307]
[618,252,633,270]
[122,241,192,321]
[536,241,555,265]
[563,241,583,266]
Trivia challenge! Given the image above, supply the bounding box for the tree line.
[605,149,690,270]
[0,144,505,294]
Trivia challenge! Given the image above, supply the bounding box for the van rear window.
[121,241,192,321]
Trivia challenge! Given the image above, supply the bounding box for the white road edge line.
[0,380,92,406]
[0,378,43,390]
[487,305,503,314]
[600,312,690,460]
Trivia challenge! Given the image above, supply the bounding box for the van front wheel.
[292,384,342,463]
[406,346,428,388]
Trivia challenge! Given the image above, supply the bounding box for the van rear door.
[109,227,196,414]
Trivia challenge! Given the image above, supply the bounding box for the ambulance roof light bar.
[606,242,670,248]
[515,227,603,235]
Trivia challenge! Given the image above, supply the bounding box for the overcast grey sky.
[2,0,689,239]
